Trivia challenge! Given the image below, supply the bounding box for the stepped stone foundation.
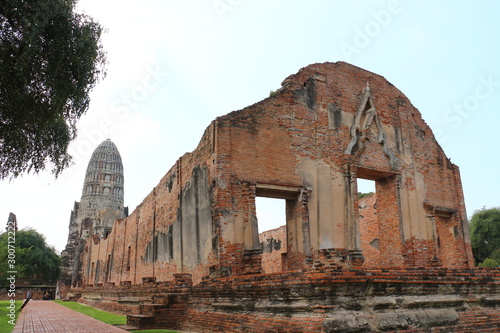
[74,268,500,332]
[64,62,500,332]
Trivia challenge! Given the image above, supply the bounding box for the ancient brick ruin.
[65,62,500,332]
[61,139,128,286]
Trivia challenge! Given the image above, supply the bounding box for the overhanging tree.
[469,207,500,265]
[0,0,106,179]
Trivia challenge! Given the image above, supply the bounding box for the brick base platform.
[73,268,500,332]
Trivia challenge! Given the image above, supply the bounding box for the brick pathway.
[13,300,127,333]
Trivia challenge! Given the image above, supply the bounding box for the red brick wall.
[359,193,381,267]
[79,268,500,332]
[73,61,487,332]
[259,225,287,273]
[79,61,474,292]
[81,123,220,286]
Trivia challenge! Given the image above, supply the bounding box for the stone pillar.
[343,164,362,253]
[300,189,312,263]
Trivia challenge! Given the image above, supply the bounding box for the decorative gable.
[345,83,398,170]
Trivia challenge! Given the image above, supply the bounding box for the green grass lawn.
[53,301,179,332]
[54,300,126,325]
[0,300,22,333]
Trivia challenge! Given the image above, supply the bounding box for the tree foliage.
[0,0,106,179]
[0,228,61,286]
[358,192,374,199]
[478,258,499,268]
[469,207,500,265]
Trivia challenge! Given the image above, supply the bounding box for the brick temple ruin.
[63,62,500,332]
[61,139,128,286]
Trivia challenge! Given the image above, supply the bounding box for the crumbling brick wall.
[82,124,220,286]
[359,193,381,267]
[78,268,500,332]
[259,225,287,273]
[80,61,474,290]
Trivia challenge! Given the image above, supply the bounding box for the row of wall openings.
[93,161,123,171]
[255,180,377,226]
[86,172,124,184]
[85,184,123,196]
[95,152,120,161]
[254,178,379,274]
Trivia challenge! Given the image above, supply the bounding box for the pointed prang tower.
[79,138,126,238]
[61,138,128,286]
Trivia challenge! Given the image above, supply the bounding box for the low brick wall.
[77,268,500,332]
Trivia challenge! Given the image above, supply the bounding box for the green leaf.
[469,207,500,265]
[0,0,106,179]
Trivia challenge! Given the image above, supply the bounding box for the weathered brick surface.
[67,62,488,331]
[78,268,500,332]
[259,225,287,273]
[359,193,381,267]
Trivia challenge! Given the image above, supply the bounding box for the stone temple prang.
[60,138,128,286]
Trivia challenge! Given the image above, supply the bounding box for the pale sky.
[1,0,499,252]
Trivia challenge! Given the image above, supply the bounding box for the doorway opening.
[357,177,380,267]
[255,197,287,273]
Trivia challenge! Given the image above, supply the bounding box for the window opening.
[256,197,285,232]
[357,178,375,198]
